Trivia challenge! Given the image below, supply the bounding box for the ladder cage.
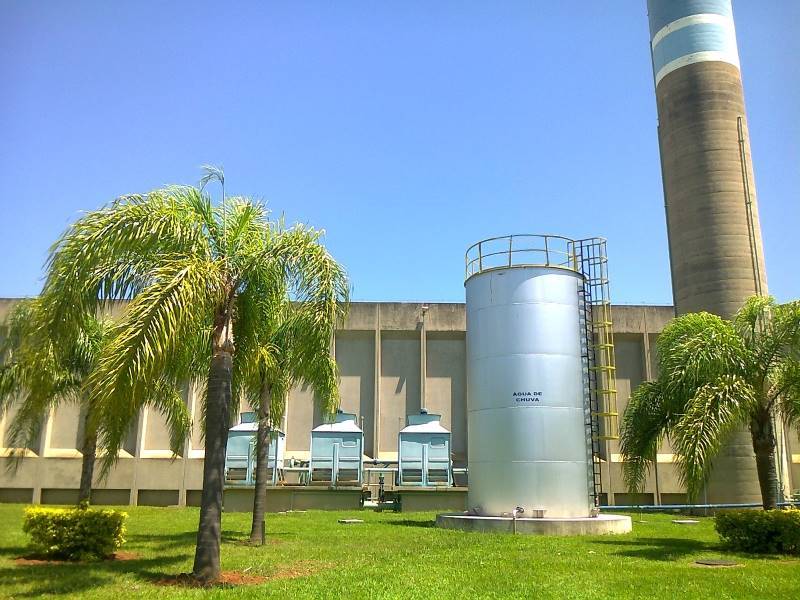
[571,238,619,508]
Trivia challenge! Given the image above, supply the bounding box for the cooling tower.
[648,0,768,503]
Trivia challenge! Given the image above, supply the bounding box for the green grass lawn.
[0,504,797,599]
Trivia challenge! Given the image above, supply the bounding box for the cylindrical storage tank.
[465,240,592,518]
[647,0,769,504]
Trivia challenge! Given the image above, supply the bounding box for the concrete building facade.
[2,299,798,506]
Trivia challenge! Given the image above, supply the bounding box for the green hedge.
[22,504,127,560]
[715,508,800,555]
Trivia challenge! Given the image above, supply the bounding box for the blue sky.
[1,1,797,304]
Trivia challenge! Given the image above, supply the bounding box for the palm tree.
[620,296,800,509]
[235,289,345,545]
[39,182,348,582]
[0,300,190,503]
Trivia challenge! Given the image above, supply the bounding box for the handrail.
[464,233,577,258]
[465,234,582,280]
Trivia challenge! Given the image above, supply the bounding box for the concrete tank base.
[436,513,632,536]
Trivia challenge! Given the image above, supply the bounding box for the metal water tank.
[465,235,594,518]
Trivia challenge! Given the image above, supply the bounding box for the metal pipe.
[605,501,799,511]
[737,116,763,296]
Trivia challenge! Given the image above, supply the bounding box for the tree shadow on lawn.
[0,553,186,598]
[126,528,264,550]
[591,537,718,561]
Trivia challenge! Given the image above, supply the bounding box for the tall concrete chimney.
[647,0,768,503]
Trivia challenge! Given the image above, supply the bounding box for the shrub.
[715,508,800,555]
[22,503,127,560]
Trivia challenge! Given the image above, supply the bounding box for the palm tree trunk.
[249,382,272,544]
[193,317,234,583]
[77,406,97,505]
[750,410,779,510]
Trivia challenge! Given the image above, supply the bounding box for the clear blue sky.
[1,1,797,304]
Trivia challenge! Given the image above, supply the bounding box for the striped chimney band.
[648,0,740,86]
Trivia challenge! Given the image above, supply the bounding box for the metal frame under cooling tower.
[464,234,619,509]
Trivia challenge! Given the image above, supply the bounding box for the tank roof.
[400,421,451,434]
[311,411,362,433]
[401,412,450,434]
[229,422,284,434]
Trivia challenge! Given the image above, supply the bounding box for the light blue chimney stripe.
[647,0,733,39]
[651,22,736,75]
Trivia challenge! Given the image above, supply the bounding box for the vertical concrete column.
[373,305,381,459]
[648,0,768,503]
[420,305,428,410]
[30,408,56,505]
[640,314,660,505]
[130,409,146,505]
[33,409,52,504]
[177,386,192,507]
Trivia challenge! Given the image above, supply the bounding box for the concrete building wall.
[1,301,797,506]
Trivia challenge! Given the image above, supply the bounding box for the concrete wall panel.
[1,399,43,452]
[425,332,467,463]
[335,331,376,457]
[285,384,316,454]
[48,405,82,451]
[379,331,420,457]
[143,408,175,453]
[612,335,645,458]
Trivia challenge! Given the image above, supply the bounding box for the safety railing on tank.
[464,234,581,280]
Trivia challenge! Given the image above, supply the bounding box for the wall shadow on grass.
[590,537,718,561]
[384,519,436,528]
[0,554,186,598]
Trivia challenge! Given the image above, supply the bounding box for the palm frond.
[199,165,225,191]
[1,299,89,456]
[266,224,350,314]
[40,187,215,345]
[620,380,670,492]
[218,197,268,264]
[657,312,751,405]
[773,359,800,426]
[231,223,348,427]
[88,255,221,437]
[672,374,756,499]
[733,295,775,348]
[94,378,192,478]
[762,300,800,378]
